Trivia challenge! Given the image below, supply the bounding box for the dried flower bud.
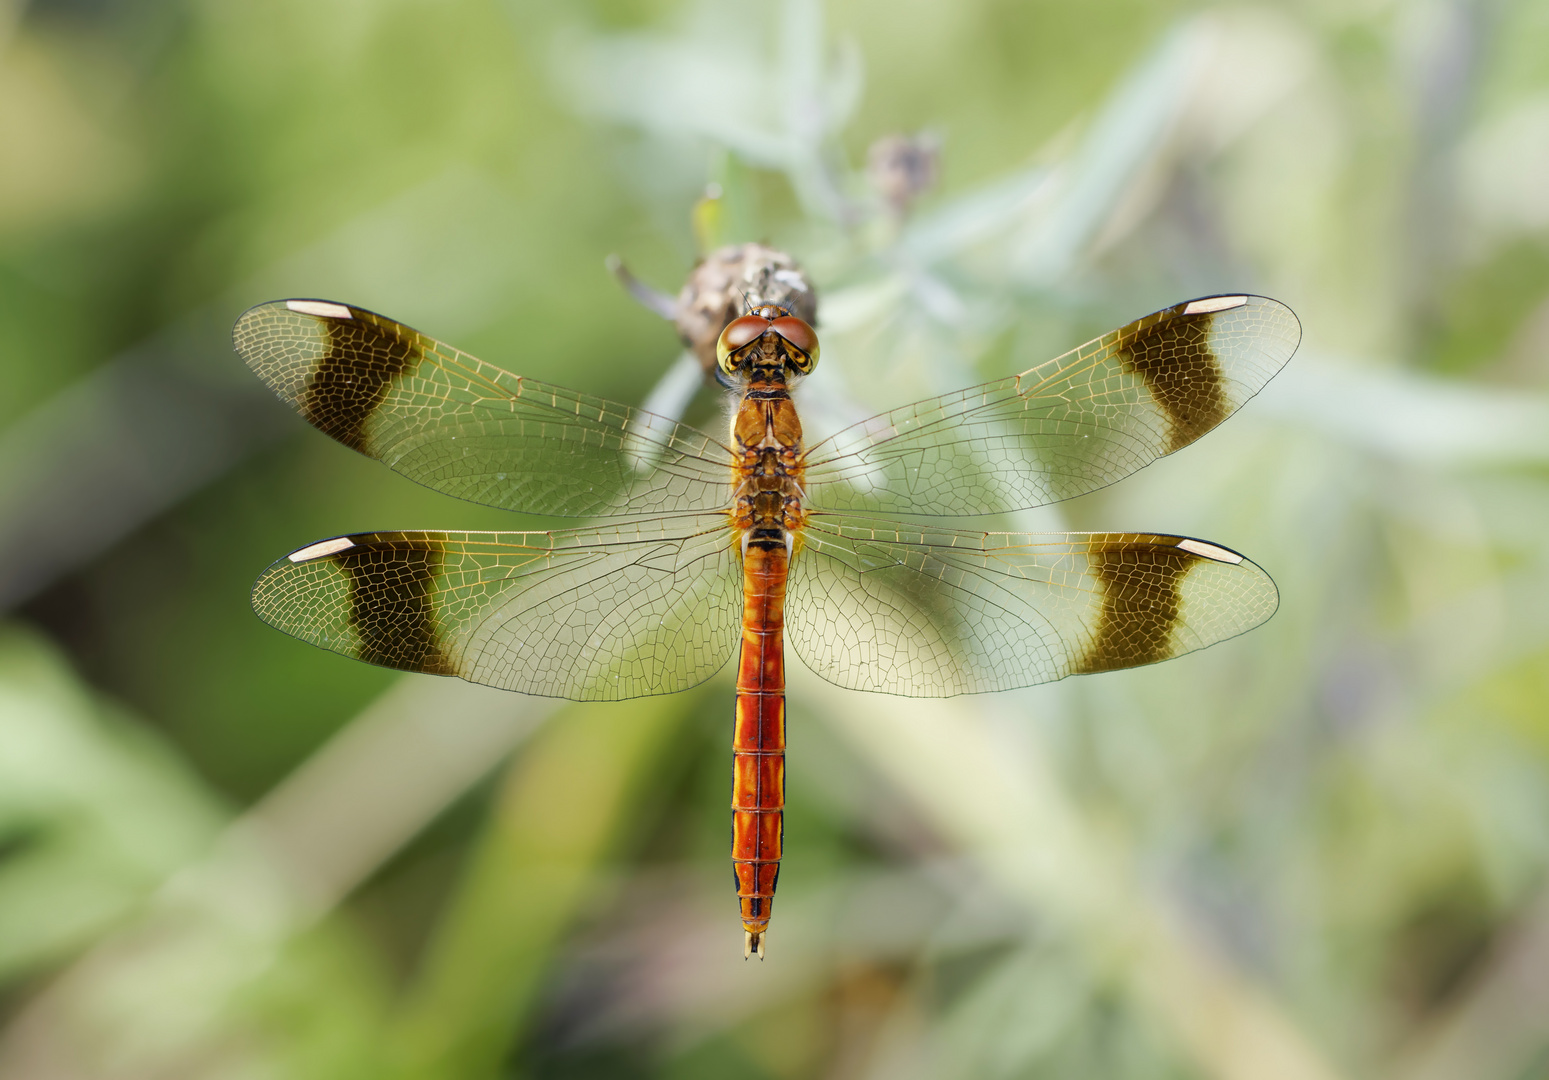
[675,243,817,376]
[867,133,941,218]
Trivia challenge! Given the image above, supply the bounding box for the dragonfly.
[234,291,1300,959]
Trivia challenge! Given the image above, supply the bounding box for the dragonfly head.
[715,305,820,383]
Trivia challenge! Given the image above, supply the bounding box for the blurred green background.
[4,0,1549,1076]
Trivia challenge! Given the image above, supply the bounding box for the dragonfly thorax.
[731,382,807,553]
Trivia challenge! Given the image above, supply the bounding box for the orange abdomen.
[733,541,788,956]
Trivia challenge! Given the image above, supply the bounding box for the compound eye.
[715,315,772,374]
[769,315,820,371]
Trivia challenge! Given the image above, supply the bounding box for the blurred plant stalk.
[389,694,692,1079]
[799,668,1346,1080]
[0,676,551,1079]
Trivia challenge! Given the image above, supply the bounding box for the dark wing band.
[786,515,1278,697]
[252,516,742,700]
[802,295,1300,517]
[234,300,734,517]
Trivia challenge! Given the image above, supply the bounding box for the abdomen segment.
[733,540,788,959]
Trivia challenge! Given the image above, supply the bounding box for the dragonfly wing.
[252,515,741,700]
[803,295,1299,516]
[786,515,1278,696]
[234,300,733,517]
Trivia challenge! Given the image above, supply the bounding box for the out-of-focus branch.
[390,693,691,1077]
[0,167,530,613]
[605,255,681,320]
[796,667,1346,1080]
[233,677,556,921]
[0,676,553,1080]
[0,312,286,611]
[1390,880,1549,1080]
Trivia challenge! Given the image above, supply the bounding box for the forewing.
[803,295,1300,516]
[234,300,733,517]
[787,516,1278,697]
[252,515,741,700]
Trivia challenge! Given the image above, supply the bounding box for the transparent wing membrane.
[242,294,1295,703]
[787,516,1279,697]
[251,516,742,700]
[802,295,1300,516]
[234,300,734,517]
